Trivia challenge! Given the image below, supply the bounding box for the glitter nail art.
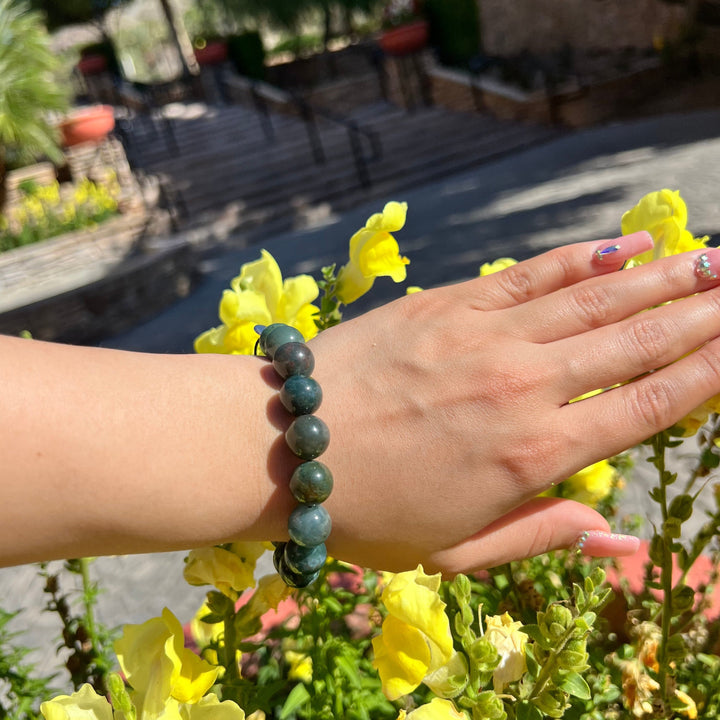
[594,244,621,260]
[695,253,718,280]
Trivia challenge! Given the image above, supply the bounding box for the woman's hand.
[311,232,720,573]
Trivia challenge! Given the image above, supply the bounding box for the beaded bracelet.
[255,323,333,588]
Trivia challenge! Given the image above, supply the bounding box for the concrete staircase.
[120,99,557,245]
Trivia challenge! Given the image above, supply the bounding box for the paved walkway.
[3,109,720,681]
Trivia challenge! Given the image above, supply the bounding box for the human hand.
[306,232,720,573]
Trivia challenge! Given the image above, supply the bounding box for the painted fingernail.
[593,231,654,264]
[694,249,720,280]
[573,530,640,557]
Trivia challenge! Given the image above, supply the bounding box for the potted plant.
[379,0,429,56]
[0,0,68,215]
[58,105,115,147]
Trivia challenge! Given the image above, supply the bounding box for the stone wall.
[479,0,687,56]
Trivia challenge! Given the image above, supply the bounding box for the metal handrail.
[289,92,382,189]
[246,80,382,189]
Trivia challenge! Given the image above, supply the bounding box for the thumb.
[429,497,640,574]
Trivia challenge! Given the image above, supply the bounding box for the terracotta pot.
[59,105,115,147]
[380,20,429,56]
[76,54,108,76]
[194,41,228,66]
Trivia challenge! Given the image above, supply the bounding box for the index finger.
[456,231,653,311]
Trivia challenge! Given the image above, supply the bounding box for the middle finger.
[511,248,720,344]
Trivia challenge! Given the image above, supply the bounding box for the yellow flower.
[184,542,268,598]
[372,565,454,701]
[40,683,113,720]
[396,698,467,719]
[336,201,410,304]
[675,689,698,719]
[285,650,313,683]
[621,189,707,266]
[483,612,527,693]
[479,258,517,276]
[189,600,224,652]
[194,251,319,354]
[561,460,617,506]
[114,607,219,716]
[620,658,660,717]
[178,693,248,719]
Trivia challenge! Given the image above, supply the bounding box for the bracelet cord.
[256,324,333,588]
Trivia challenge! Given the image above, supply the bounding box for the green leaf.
[701,447,720,468]
[671,584,695,614]
[335,655,361,689]
[668,494,694,522]
[516,700,544,720]
[280,683,311,719]
[521,624,552,650]
[558,670,591,699]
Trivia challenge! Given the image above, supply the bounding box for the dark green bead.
[261,324,304,359]
[290,461,333,503]
[284,540,327,574]
[288,503,332,547]
[277,559,320,588]
[281,376,322,415]
[273,342,314,379]
[258,323,286,355]
[286,415,329,459]
[273,542,286,572]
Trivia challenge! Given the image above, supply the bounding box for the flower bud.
[475,690,506,719]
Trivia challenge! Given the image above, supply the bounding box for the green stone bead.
[284,540,327,574]
[286,415,329,459]
[288,503,331,547]
[261,324,304,359]
[277,560,320,588]
[281,376,322,415]
[272,542,286,572]
[273,342,314,379]
[290,460,333,503]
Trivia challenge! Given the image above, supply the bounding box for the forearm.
[0,335,295,566]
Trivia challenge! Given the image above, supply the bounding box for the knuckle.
[570,284,614,328]
[628,380,677,432]
[623,318,673,368]
[493,264,536,305]
[501,433,560,489]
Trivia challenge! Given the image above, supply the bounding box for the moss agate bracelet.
[256,323,333,588]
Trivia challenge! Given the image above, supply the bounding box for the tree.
[0,0,68,213]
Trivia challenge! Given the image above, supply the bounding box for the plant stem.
[79,558,98,647]
[224,609,240,685]
[653,434,673,706]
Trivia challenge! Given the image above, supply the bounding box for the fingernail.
[694,249,720,280]
[573,530,640,557]
[593,231,653,264]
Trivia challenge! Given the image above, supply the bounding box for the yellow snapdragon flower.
[184,542,269,598]
[336,201,410,304]
[479,257,517,276]
[397,698,467,719]
[40,684,113,720]
[372,565,455,701]
[621,189,707,266]
[562,459,617,507]
[195,250,319,354]
[483,612,527,693]
[115,607,219,712]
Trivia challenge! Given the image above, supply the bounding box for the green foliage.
[0,177,120,253]
[40,560,117,695]
[28,0,131,30]
[0,608,56,719]
[0,0,69,188]
[424,0,481,68]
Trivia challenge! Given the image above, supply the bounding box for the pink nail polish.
[593,231,654,264]
[694,249,720,280]
[574,530,640,557]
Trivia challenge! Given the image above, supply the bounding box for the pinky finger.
[460,231,653,311]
